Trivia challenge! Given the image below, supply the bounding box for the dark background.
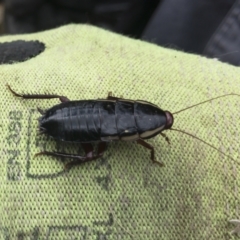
[1,0,240,66]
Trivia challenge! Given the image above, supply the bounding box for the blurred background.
[0,0,239,66]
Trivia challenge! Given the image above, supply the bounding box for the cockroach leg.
[81,142,94,158]
[64,142,107,169]
[97,142,108,156]
[37,107,45,115]
[37,127,46,135]
[58,96,70,103]
[34,151,87,159]
[34,142,108,169]
[7,84,70,102]
[160,132,170,145]
[137,139,164,167]
[34,150,91,170]
[107,92,121,100]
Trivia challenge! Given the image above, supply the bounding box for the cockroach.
[7,84,240,169]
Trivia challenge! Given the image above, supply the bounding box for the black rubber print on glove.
[0,40,45,64]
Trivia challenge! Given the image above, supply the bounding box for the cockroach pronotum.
[7,84,240,169]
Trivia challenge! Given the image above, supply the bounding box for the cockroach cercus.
[7,84,240,169]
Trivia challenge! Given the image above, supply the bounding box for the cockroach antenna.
[168,93,240,164]
[172,93,240,115]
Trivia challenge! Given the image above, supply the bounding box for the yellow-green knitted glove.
[1,24,240,239]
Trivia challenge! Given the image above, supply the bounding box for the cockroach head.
[164,111,174,129]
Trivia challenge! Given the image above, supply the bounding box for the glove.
[1,24,240,239]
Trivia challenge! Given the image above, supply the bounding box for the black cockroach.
[7,84,240,169]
